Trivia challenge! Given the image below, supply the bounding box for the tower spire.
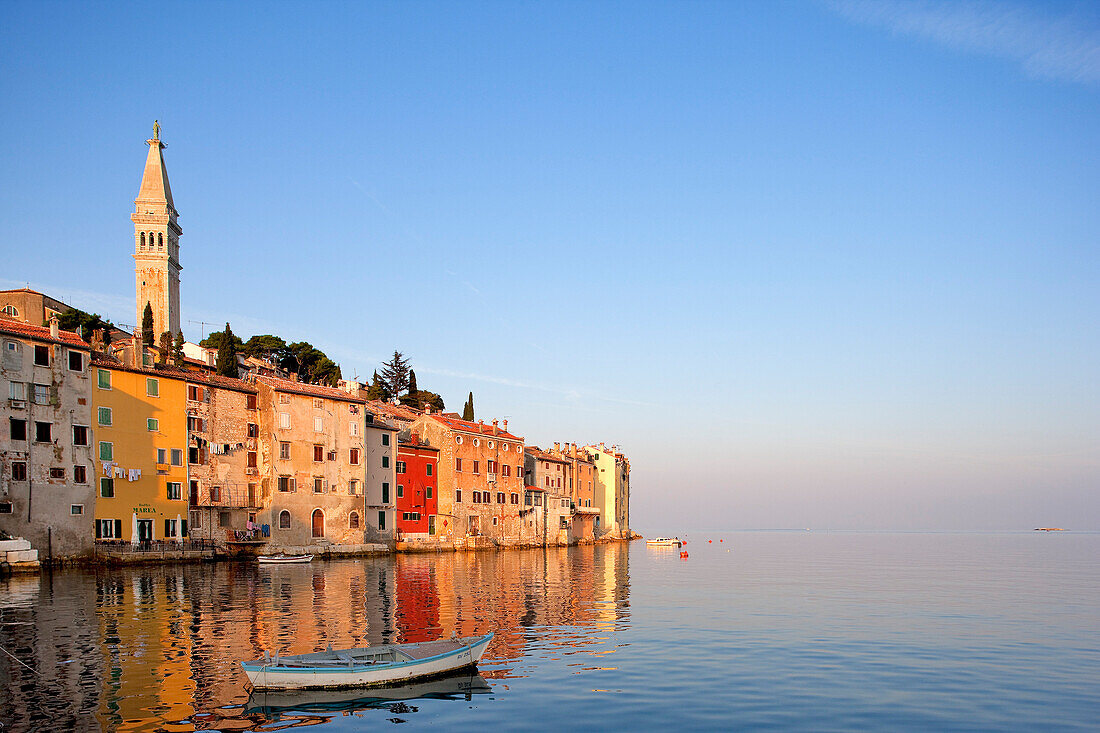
[132,122,182,338]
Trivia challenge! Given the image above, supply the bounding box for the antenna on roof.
[187,319,217,340]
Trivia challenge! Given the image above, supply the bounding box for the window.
[278,476,294,492]
[187,416,203,432]
[397,485,404,498]
[71,504,84,515]
[9,382,25,400]
[11,461,26,481]
[350,448,360,465]
[314,478,324,494]
[472,490,481,503]
[511,493,519,504]
[99,441,113,461]
[190,510,202,529]
[382,482,390,503]
[455,457,463,472]
[167,482,182,500]
[34,422,51,443]
[279,510,291,529]
[147,417,159,432]
[381,433,390,446]
[98,407,112,425]
[34,384,50,405]
[248,483,257,505]
[426,463,433,477]
[96,519,118,539]
[157,448,167,464]
[68,350,84,371]
[314,445,324,462]
[247,451,257,468]
[497,492,505,504]
[50,467,65,480]
[455,435,463,445]
[279,412,291,429]
[349,512,360,529]
[396,461,406,474]
[381,455,389,468]
[426,486,433,499]
[487,460,497,473]
[210,486,221,502]
[9,418,26,441]
[472,438,480,447]
[188,446,203,464]
[171,449,183,466]
[349,479,359,495]
[488,440,495,449]
[100,477,114,498]
[34,344,50,366]
[246,394,257,410]
[403,512,421,522]
[279,442,291,460]
[72,425,89,446]
[473,460,480,475]
[248,423,258,438]
[313,398,324,408]
[187,385,204,401]
[502,443,509,451]
[350,420,359,437]
[1,305,17,317]
[218,511,230,528]
[74,465,87,483]
[97,369,111,389]
[378,511,386,531]
[314,416,324,432]
[455,489,462,503]
[146,378,159,397]
[428,515,436,534]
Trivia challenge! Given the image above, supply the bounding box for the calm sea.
[1,532,1097,731]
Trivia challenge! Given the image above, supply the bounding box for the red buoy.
[680,551,688,559]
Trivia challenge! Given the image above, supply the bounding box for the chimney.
[492,419,499,436]
[49,315,59,340]
[478,420,484,433]
[502,419,508,432]
[410,431,420,446]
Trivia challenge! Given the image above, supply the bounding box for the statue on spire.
[153,119,161,141]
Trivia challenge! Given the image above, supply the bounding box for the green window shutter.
[114,519,122,538]
[181,520,188,537]
[95,521,102,539]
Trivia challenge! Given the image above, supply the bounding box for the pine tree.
[366,370,390,401]
[141,302,154,346]
[380,351,410,402]
[217,323,238,377]
[172,332,185,366]
[462,392,475,421]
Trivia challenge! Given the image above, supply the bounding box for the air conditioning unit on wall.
[9,399,26,409]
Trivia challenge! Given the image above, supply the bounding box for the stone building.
[549,442,599,542]
[132,122,182,339]
[407,413,529,549]
[254,376,369,551]
[0,288,69,327]
[183,374,260,547]
[0,319,94,559]
[523,446,574,546]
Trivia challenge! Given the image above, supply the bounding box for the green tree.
[462,392,475,421]
[172,332,185,367]
[242,334,288,363]
[141,302,154,346]
[407,369,418,396]
[157,331,172,364]
[380,351,410,401]
[365,370,390,401]
[217,323,238,377]
[282,342,342,386]
[57,307,115,345]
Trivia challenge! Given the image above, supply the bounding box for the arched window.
[1,305,18,318]
[278,510,291,529]
[349,511,360,529]
[140,232,146,247]
[311,509,325,538]
[158,232,163,246]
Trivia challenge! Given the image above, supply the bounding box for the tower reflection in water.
[0,542,630,731]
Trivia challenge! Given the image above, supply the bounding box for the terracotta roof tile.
[0,320,87,348]
[426,413,523,441]
[256,375,365,404]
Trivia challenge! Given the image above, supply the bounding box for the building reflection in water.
[0,542,630,731]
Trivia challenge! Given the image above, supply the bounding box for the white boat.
[257,554,314,564]
[241,633,494,690]
[245,672,491,714]
[646,537,682,547]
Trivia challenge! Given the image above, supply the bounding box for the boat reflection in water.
[245,671,492,716]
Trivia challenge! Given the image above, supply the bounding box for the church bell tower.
[132,120,182,338]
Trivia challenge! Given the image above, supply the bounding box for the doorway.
[137,519,153,544]
[311,509,325,538]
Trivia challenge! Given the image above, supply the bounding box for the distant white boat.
[646,537,682,547]
[257,554,314,564]
[242,633,494,690]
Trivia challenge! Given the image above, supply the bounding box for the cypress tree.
[407,369,418,396]
[141,302,154,346]
[217,323,238,377]
[462,392,475,421]
[172,332,185,366]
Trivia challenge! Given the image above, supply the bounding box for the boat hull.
[242,634,494,690]
[257,554,314,564]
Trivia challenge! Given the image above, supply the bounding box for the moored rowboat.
[646,537,682,547]
[257,554,314,564]
[242,633,494,690]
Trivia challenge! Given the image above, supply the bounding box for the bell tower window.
[140,232,145,247]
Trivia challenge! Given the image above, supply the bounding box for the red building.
[395,432,439,535]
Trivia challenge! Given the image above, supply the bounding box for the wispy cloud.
[827,0,1100,84]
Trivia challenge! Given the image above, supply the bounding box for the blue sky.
[2,1,1097,530]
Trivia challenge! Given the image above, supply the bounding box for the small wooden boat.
[646,537,682,547]
[242,633,494,690]
[257,554,314,564]
[245,672,491,714]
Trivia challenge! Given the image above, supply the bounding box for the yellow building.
[91,353,189,543]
